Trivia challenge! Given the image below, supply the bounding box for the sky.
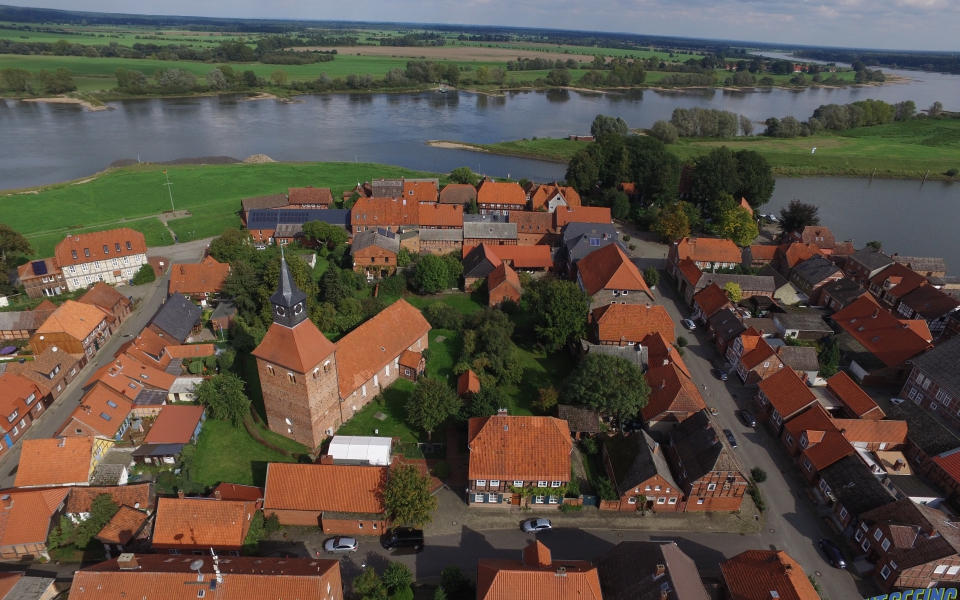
[13,0,960,52]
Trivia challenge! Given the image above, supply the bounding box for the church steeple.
[270,254,308,328]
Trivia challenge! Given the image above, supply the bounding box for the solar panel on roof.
[376,228,396,239]
[31,260,48,275]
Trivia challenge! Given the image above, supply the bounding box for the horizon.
[4,1,958,53]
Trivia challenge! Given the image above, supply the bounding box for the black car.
[621,419,643,432]
[739,410,757,427]
[381,527,424,551]
[723,429,737,448]
[714,369,728,381]
[819,539,847,569]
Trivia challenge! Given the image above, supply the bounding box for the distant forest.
[795,50,960,75]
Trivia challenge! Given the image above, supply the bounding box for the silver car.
[522,518,553,533]
[323,536,358,554]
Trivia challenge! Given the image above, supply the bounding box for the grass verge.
[191,419,302,487]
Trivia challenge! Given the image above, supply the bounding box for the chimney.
[117,554,139,570]
[214,491,222,500]
[872,308,880,319]
[177,490,185,499]
[320,455,335,465]
[893,459,905,472]
[655,564,666,578]
[653,443,660,455]
[1,495,12,510]
[498,408,509,416]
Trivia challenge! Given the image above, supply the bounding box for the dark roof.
[246,208,350,229]
[742,318,777,335]
[886,401,960,457]
[270,257,307,310]
[351,229,400,254]
[131,443,185,457]
[557,405,600,433]
[708,309,747,344]
[559,223,621,263]
[462,214,517,240]
[371,178,403,198]
[605,431,678,496]
[462,245,499,280]
[860,498,960,571]
[848,247,894,272]
[912,335,960,399]
[821,278,867,306]
[595,541,709,600]
[777,346,820,372]
[790,256,841,285]
[772,307,832,333]
[817,455,893,516]
[149,292,201,343]
[898,285,960,319]
[759,264,789,289]
[893,255,947,274]
[584,342,647,369]
[698,274,777,293]
[211,300,237,321]
[837,331,886,371]
[133,389,167,407]
[668,410,746,482]
[241,194,287,212]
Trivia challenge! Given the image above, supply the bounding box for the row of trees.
[1,66,76,94]
[762,99,926,138]
[668,107,752,138]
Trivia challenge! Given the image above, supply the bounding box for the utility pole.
[163,170,175,212]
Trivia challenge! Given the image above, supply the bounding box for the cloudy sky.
[16,0,959,52]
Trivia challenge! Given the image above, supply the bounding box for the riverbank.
[429,117,960,181]
[19,95,110,111]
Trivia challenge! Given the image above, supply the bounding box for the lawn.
[504,343,576,416]
[335,378,447,443]
[404,291,485,315]
[2,161,440,258]
[191,419,303,487]
[425,328,461,385]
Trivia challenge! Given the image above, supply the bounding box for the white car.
[323,537,358,554]
[521,518,553,533]
[682,319,697,331]
[890,397,906,405]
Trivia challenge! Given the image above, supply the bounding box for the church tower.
[251,256,340,449]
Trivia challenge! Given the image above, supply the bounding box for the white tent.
[327,436,392,466]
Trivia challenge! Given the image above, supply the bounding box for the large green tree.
[73,495,120,549]
[624,136,681,204]
[565,145,601,196]
[734,150,775,209]
[353,567,387,600]
[405,378,460,440]
[414,254,449,294]
[459,309,522,385]
[691,146,740,205]
[778,199,821,234]
[302,221,348,247]
[0,224,31,270]
[449,167,479,186]
[590,114,629,138]
[383,464,439,526]
[651,202,691,241]
[196,372,251,426]
[712,196,759,246]
[208,228,254,263]
[0,68,31,92]
[223,261,260,320]
[561,353,650,419]
[525,278,590,352]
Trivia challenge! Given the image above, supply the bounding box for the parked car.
[739,410,757,427]
[681,318,697,331]
[521,518,552,533]
[819,539,847,569]
[381,527,424,551]
[323,537,358,554]
[890,397,906,405]
[723,429,737,448]
[620,419,643,433]
[714,369,728,381]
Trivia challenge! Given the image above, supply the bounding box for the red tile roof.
[802,430,855,470]
[576,244,653,298]
[643,361,706,421]
[530,184,581,211]
[211,483,264,502]
[403,180,439,203]
[739,337,780,370]
[17,258,60,280]
[554,206,611,227]
[0,574,22,598]
[336,299,431,398]
[488,263,522,295]
[832,419,908,446]
[832,296,932,367]
[463,244,554,270]
[777,243,824,269]
[478,540,602,600]
[673,238,742,264]
[263,463,387,514]
[477,180,527,206]
[467,416,571,482]
[34,300,109,341]
[15,436,95,487]
[0,488,70,548]
[510,211,555,237]
[458,370,481,396]
[165,344,216,359]
[692,283,732,319]
[757,368,817,419]
[54,228,147,268]
[95,505,149,545]
[58,382,134,439]
[933,448,960,484]
[739,198,753,215]
[0,373,46,428]
[65,483,153,514]
[91,353,177,394]
[252,318,338,374]
[144,405,205,445]
[398,350,422,370]
[677,258,703,286]
[721,550,821,600]
[168,256,230,297]
[749,245,778,261]
[419,203,464,227]
[783,403,837,438]
[901,318,933,342]
[826,372,883,418]
[152,497,256,549]
[350,197,420,228]
[592,303,675,345]
[79,282,131,313]
[870,263,929,300]
[288,186,332,206]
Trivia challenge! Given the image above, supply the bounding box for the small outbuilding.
[398,350,424,381]
[326,436,392,466]
[457,370,480,397]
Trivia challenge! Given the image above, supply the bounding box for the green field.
[192,419,305,486]
[444,117,960,180]
[0,23,250,48]
[1,161,441,258]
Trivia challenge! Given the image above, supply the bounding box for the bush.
[593,476,619,501]
[676,336,688,348]
[432,461,452,479]
[566,476,580,497]
[560,503,583,512]
[580,437,598,455]
[650,119,679,144]
[643,267,660,288]
[748,482,765,511]
[622,234,631,241]
[131,263,156,285]
[628,244,636,251]
[751,467,768,483]
[423,302,463,330]
[947,168,959,177]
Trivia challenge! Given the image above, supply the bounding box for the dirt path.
[570,445,594,495]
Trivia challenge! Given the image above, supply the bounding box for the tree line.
[762,98,932,138]
[795,49,960,75]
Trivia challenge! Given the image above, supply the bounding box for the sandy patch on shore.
[21,97,110,111]
[293,45,594,63]
[240,92,279,101]
[427,140,488,151]
[72,177,97,185]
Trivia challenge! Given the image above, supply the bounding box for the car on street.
[891,397,906,405]
[620,419,643,433]
[681,318,697,331]
[723,429,737,448]
[714,368,728,381]
[819,539,847,569]
[739,410,757,427]
[323,537,358,554]
[381,527,424,551]
[521,518,552,533]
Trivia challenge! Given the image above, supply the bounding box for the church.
[252,256,431,449]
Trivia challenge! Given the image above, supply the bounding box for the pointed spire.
[270,254,307,310]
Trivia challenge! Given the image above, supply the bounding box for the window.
[550,481,562,488]
[106,400,118,409]
[882,539,891,551]
[800,435,808,448]
[948,566,960,576]
[628,497,637,504]
[548,496,558,504]
[657,497,666,504]
[589,238,600,247]
[645,485,651,491]
[358,523,363,529]
[476,480,486,487]
[170,549,181,555]
[71,250,78,259]
[874,529,883,541]
[763,362,770,368]
[668,497,677,504]
[861,522,869,531]
[287,373,296,384]
[924,378,931,390]
[785,434,793,446]
[935,566,948,575]
[473,493,484,503]
[84,248,90,257]
[489,493,499,503]
[890,560,898,570]
[707,483,717,491]
[25,393,36,405]
[103,244,109,254]
[267,365,275,376]
[855,530,864,542]
[513,480,523,487]
[697,498,704,505]
[126,241,132,250]
[862,539,870,552]
[840,507,848,519]
[115,243,121,252]
[534,495,545,504]
[654,485,661,491]
[803,459,812,471]
[538,480,548,487]
[490,480,500,487]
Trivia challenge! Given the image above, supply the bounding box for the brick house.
[899,335,960,430]
[148,292,201,344]
[557,223,620,273]
[240,193,288,226]
[594,541,710,600]
[895,285,960,340]
[263,462,388,534]
[666,237,741,280]
[467,415,571,508]
[557,405,599,440]
[288,186,333,208]
[16,258,66,299]
[797,428,855,484]
[487,263,522,308]
[869,263,929,309]
[554,205,612,228]
[720,550,821,600]
[510,211,556,246]
[79,282,133,331]
[788,256,843,305]
[590,303,675,347]
[736,337,785,386]
[57,382,134,441]
[707,308,746,356]
[529,183,582,212]
[844,247,895,286]
[30,300,111,357]
[55,228,148,292]
[420,203,464,230]
[0,373,50,454]
[930,448,960,500]
[857,498,960,591]
[478,541,601,600]
[95,505,151,557]
[3,345,85,400]
[816,454,893,531]
[725,327,763,369]
[833,419,908,452]
[742,244,778,269]
[167,256,230,306]
[351,197,420,233]
[643,358,706,433]
[691,283,734,324]
[575,243,654,309]
[466,245,554,274]
[15,436,110,488]
[0,487,70,560]
[772,243,824,278]
[398,349,425,381]
[821,278,869,311]
[351,229,400,279]
[780,403,836,457]
[686,272,777,307]
[665,410,749,512]
[463,214,518,247]
[462,244,503,288]
[477,180,527,215]
[827,371,885,419]
[754,368,817,433]
[151,496,259,555]
[602,431,682,512]
[787,225,854,256]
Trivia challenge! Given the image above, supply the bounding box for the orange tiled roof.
[509,211,555,236]
[778,243,824,269]
[477,180,527,206]
[458,370,481,396]
[463,244,554,270]
[554,206,611,227]
[826,372,883,418]
[783,403,837,438]
[419,203,464,228]
[677,258,703,285]
[263,463,387,514]
[721,550,820,600]
[643,332,691,378]
[488,263,521,294]
[592,303,675,345]
[252,319,338,374]
[832,419,908,445]
[478,541,601,600]
[211,483,264,502]
[643,361,706,421]
[0,373,45,425]
[802,430,855,470]
[739,198,753,215]
[65,483,153,514]
[144,405,205,445]
[350,197,420,228]
[398,349,422,369]
[165,344,216,359]
[403,180,439,202]
[869,263,928,300]
[336,300,430,398]
[832,296,932,367]
[288,186,332,205]
[59,382,134,438]
[54,228,147,268]
[34,300,108,340]
[15,436,95,487]
[33,299,59,311]
[901,319,933,342]
[933,449,960,484]
[576,244,653,298]
[674,237,742,264]
[79,282,131,313]
[736,328,763,354]
[122,328,172,366]
[692,283,731,318]
[0,487,70,548]
[0,574,22,598]
[17,258,61,281]
[91,353,177,394]
[95,505,149,545]
[530,183,582,211]
[749,245,778,261]
[168,256,230,297]
[467,416,571,481]
[740,337,779,370]
[152,497,256,549]
[757,368,816,419]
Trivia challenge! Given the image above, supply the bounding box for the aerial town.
[2,168,960,600]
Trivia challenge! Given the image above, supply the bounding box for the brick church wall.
[256,354,340,450]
